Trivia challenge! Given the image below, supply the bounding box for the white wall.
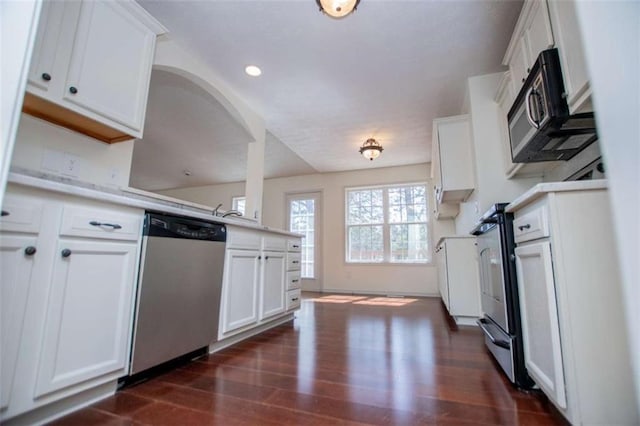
[159,181,245,210]
[11,114,135,188]
[455,73,539,234]
[163,163,450,297]
[575,0,640,412]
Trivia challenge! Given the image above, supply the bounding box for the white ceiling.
[133,0,523,190]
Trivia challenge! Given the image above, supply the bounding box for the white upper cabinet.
[547,0,591,113]
[25,0,167,143]
[431,115,475,205]
[504,0,555,90]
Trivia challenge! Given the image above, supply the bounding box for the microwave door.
[509,99,538,161]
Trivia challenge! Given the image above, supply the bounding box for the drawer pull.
[89,221,122,230]
[291,297,299,302]
[1,210,9,217]
[292,260,300,264]
[518,224,531,231]
[61,249,72,258]
[292,279,299,283]
[24,246,37,256]
[292,245,300,249]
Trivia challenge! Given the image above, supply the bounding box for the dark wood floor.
[50,293,565,425]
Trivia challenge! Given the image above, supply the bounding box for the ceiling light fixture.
[316,0,360,19]
[245,65,262,77]
[359,138,383,161]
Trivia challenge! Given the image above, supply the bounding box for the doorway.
[286,192,322,291]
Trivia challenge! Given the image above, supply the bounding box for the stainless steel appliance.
[471,204,533,389]
[508,48,598,163]
[129,213,226,375]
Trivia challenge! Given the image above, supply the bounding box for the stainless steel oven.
[472,204,533,389]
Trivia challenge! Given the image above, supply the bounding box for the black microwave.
[507,48,598,163]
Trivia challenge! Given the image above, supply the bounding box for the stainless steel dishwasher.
[129,212,226,375]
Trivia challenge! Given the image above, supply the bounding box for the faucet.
[222,210,242,218]
[212,203,223,217]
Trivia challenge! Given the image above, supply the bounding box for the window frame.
[344,182,431,265]
[231,195,246,216]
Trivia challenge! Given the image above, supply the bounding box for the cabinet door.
[26,0,70,93]
[221,249,260,334]
[547,0,590,113]
[1,235,38,410]
[515,241,567,408]
[510,37,530,89]
[34,239,137,398]
[63,1,157,132]
[260,251,285,320]
[525,0,555,65]
[436,244,450,311]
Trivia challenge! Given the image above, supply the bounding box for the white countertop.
[7,169,302,238]
[506,179,608,212]
[436,235,476,247]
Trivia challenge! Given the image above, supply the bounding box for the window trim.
[231,195,246,215]
[344,182,431,265]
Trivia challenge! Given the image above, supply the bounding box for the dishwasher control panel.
[144,213,226,241]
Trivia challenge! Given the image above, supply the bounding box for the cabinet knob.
[41,72,52,81]
[24,246,37,256]
[258,255,262,260]
[1,210,9,217]
[521,78,525,83]
[61,248,72,258]
[526,68,530,73]
[265,256,269,260]
[69,86,78,94]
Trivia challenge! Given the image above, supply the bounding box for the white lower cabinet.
[514,241,566,408]
[260,251,285,320]
[34,239,138,398]
[435,237,481,324]
[1,235,39,411]
[220,249,260,334]
[0,186,143,423]
[510,186,638,425]
[219,229,300,340]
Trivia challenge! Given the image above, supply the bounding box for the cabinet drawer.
[286,271,302,290]
[513,204,549,243]
[287,252,301,271]
[226,226,261,250]
[286,289,301,311]
[287,239,302,252]
[0,195,44,233]
[60,206,142,241]
[263,235,286,252]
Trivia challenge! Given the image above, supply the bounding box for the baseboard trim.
[209,313,295,353]
[317,288,439,298]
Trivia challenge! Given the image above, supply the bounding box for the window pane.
[388,185,427,223]
[347,189,383,225]
[390,223,429,262]
[348,225,383,262]
[232,197,246,215]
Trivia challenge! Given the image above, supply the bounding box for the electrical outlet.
[41,149,63,172]
[61,153,81,178]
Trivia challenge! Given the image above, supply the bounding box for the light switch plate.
[61,153,81,178]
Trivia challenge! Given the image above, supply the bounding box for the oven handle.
[477,319,511,350]
[525,87,541,129]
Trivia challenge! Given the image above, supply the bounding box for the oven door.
[477,223,510,333]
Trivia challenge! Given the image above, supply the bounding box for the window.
[346,184,429,263]
[288,196,317,278]
[231,196,245,215]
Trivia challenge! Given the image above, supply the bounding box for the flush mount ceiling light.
[359,138,383,161]
[316,0,361,19]
[245,65,262,77]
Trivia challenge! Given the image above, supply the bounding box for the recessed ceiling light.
[245,65,262,77]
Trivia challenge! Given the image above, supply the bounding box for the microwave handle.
[525,87,541,129]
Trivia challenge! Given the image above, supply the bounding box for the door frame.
[285,191,322,292]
